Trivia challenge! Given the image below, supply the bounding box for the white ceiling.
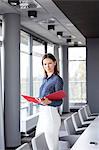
[0,0,86,45]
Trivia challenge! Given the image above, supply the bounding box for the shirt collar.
[44,73,55,80]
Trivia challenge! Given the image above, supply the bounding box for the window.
[68,47,86,103]
[20,31,30,119]
[20,31,45,132]
[32,40,45,114]
[47,43,54,54]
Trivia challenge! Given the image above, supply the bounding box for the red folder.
[22,90,66,104]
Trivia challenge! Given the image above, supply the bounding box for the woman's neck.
[47,72,54,78]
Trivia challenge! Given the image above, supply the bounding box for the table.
[71,116,99,150]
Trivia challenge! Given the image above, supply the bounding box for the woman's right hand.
[41,97,51,105]
[35,97,51,105]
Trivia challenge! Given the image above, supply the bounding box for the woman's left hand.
[41,97,51,105]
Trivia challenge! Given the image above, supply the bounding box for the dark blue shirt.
[39,74,63,107]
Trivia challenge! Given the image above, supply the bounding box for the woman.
[35,53,63,150]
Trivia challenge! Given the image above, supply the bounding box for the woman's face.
[43,58,56,74]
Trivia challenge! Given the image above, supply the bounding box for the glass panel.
[32,40,45,114]
[68,47,86,60]
[47,43,54,54]
[20,31,30,121]
[68,47,86,103]
[69,82,86,103]
[20,31,30,53]
[20,52,30,118]
[69,61,86,81]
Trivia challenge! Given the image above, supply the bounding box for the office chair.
[85,104,99,117]
[16,143,31,150]
[83,105,96,120]
[59,140,70,150]
[59,116,80,147]
[64,116,82,135]
[32,132,70,150]
[78,107,91,127]
[31,132,49,150]
[72,112,86,133]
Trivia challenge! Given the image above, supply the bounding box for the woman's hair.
[42,53,59,77]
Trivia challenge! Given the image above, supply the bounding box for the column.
[3,13,21,148]
[0,44,5,150]
[87,38,99,113]
[61,45,69,113]
[54,44,59,70]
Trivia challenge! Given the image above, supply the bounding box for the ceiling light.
[48,18,55,24]
[74,42,78,46]
[57,32,63,39]
[66,36,72,43]
[8,0,19,6]
[48,25,55,30]
[78,41,82,44]
[57,32,63,36]
[67,38,71,43]
[28,10,37,18]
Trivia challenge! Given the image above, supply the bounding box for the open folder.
[22,90,66,104]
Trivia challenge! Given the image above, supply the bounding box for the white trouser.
[36,106,61,150]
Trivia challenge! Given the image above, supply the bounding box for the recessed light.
[57,32,63,36]
[8,0,19,6]
[74,42,78,46]
[67,38,71,43]
[48,25,55,30]
[28,10,37,18]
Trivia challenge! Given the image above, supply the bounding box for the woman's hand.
[35,98,42,103]
[41,97,51,105]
